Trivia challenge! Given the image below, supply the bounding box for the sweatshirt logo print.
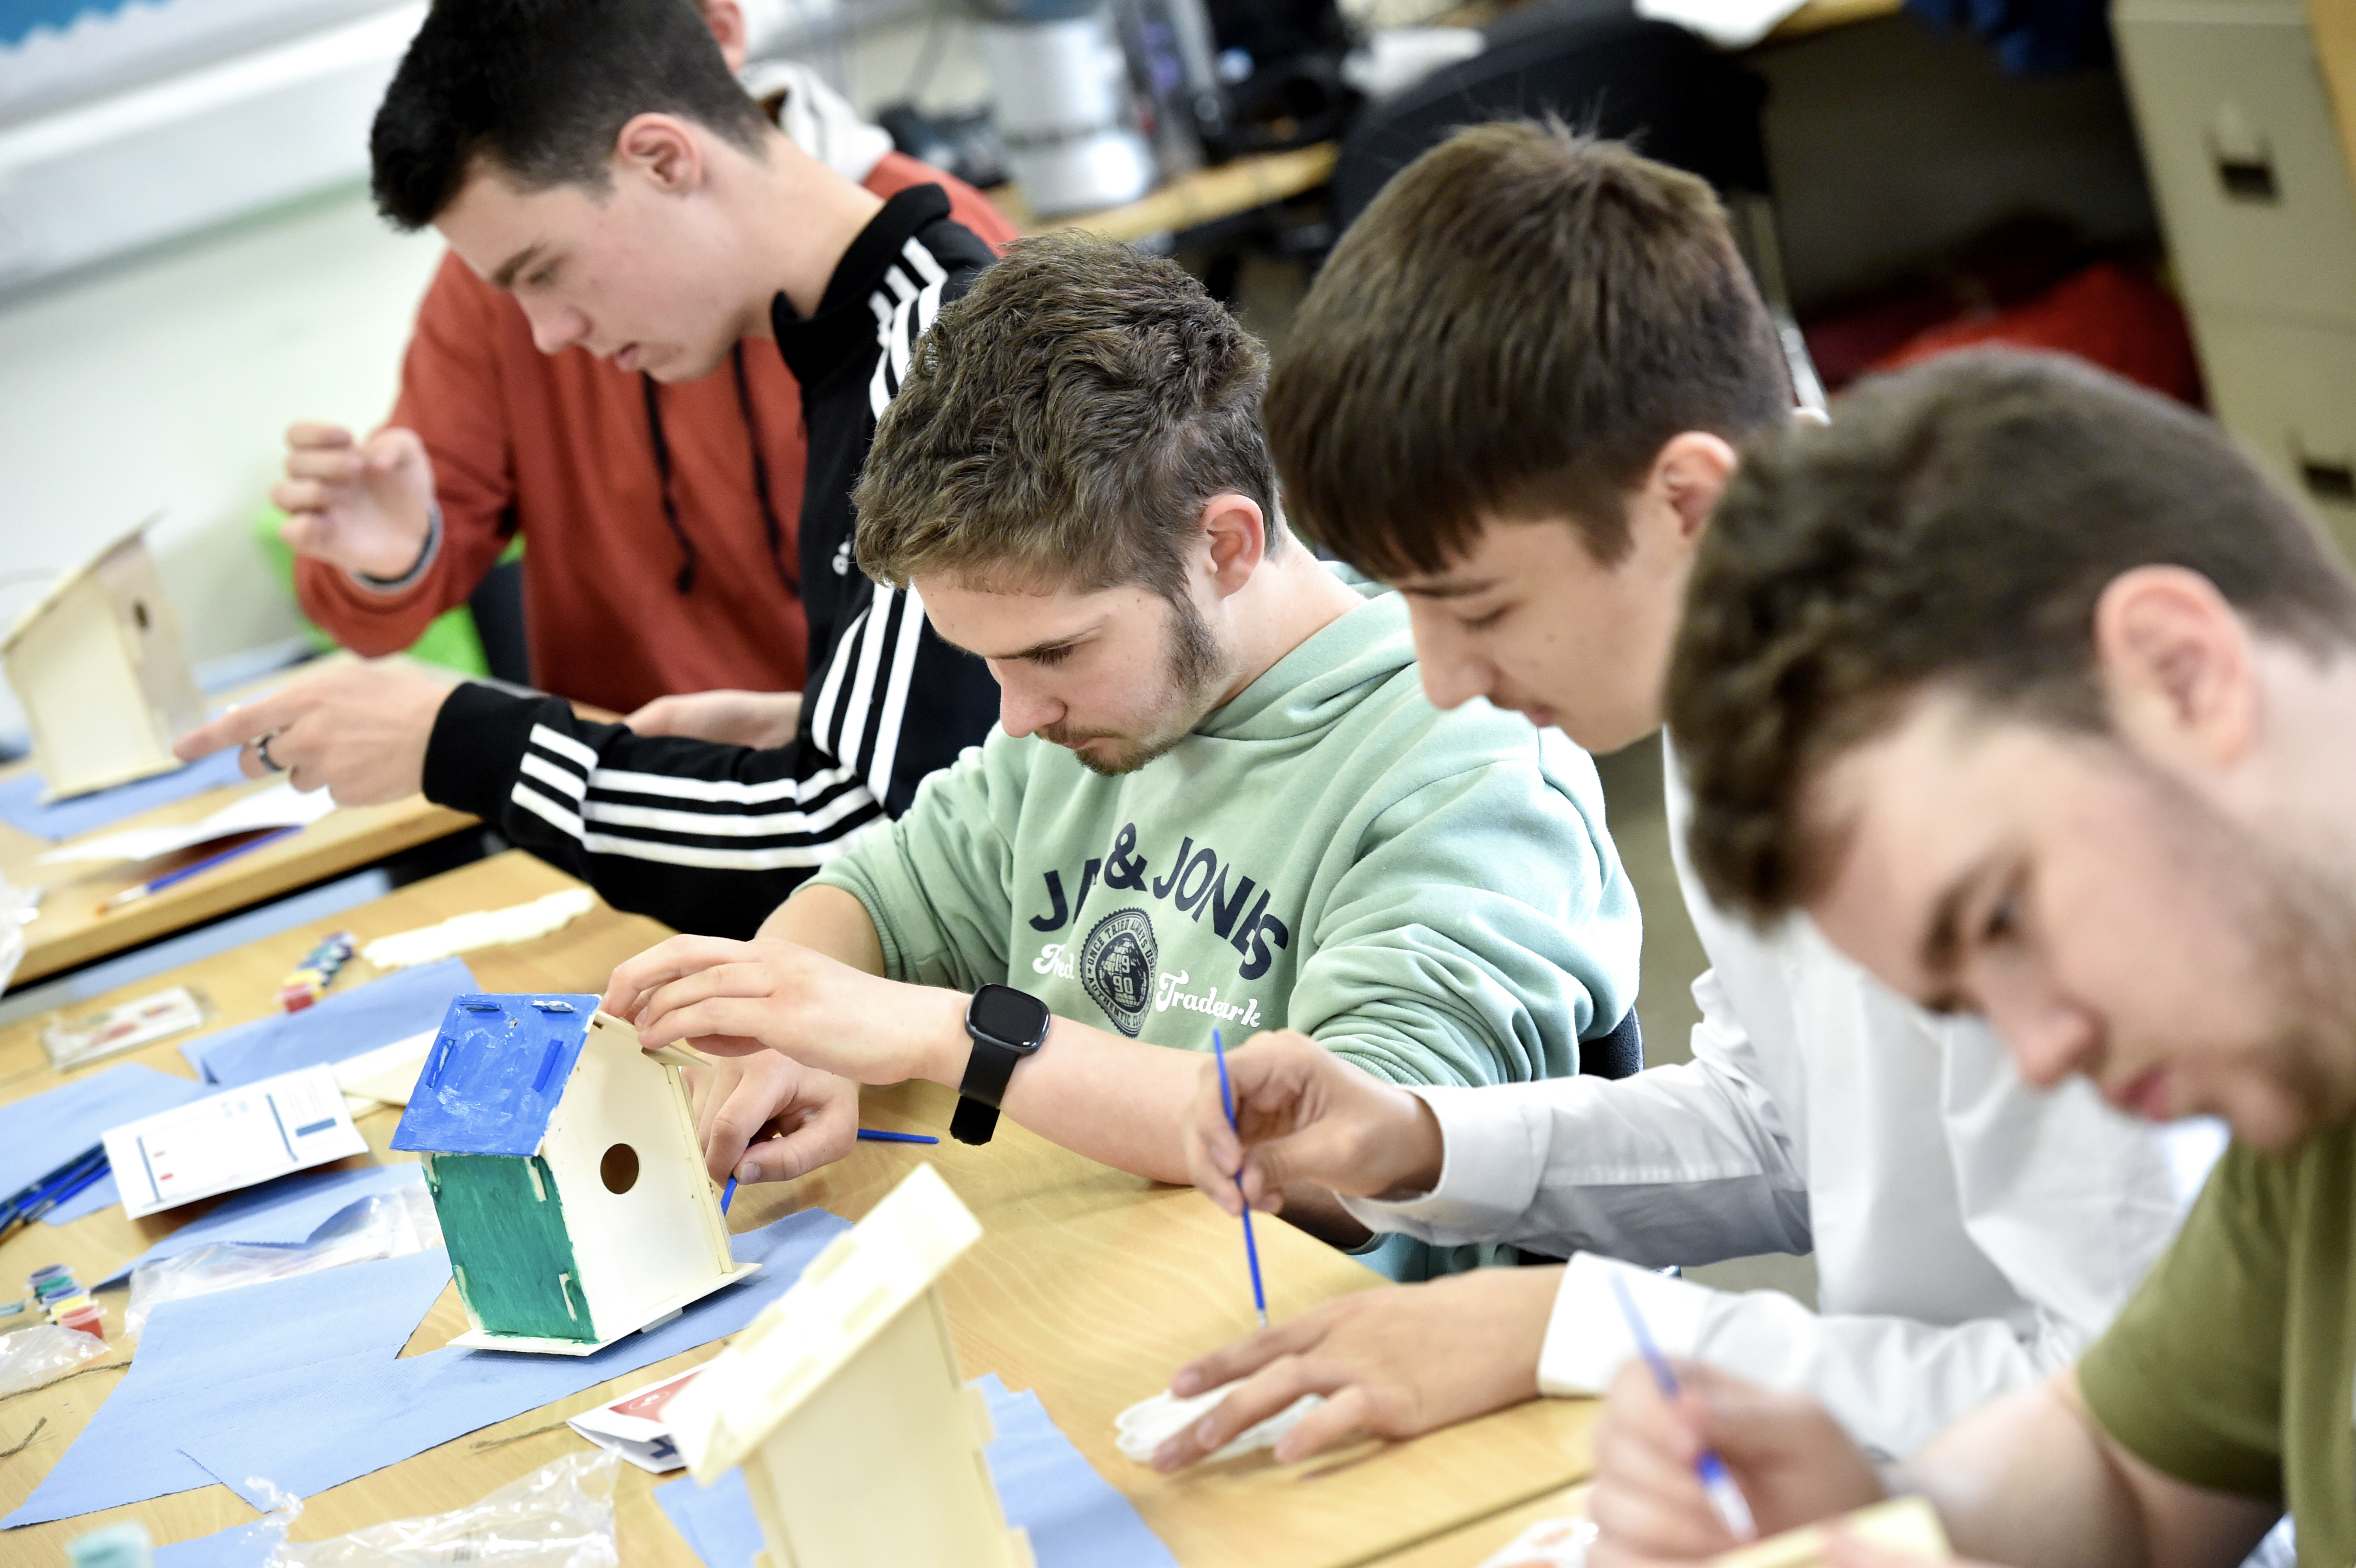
[1079,908,1158,1037]
[1026,822,1290,982]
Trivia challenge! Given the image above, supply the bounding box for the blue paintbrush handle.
[1211,1028,1270,1328]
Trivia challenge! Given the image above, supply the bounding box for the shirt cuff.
[1337,1083,1545,1240]
[1536,1252,1714,1397]
[352,503,443,594]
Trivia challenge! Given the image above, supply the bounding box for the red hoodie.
[294,153,1018,712]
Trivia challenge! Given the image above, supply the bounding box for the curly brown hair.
[1668,348,2356,925]
[852,230,1277,601]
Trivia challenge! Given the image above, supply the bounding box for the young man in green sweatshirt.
[601,232,1643,1277]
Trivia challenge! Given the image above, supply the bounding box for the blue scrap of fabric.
[2,1209,849,1530]
[0,1062,211,1229]
[0,747,246,843]
[179,958,481,1089]
[653,1373,1179,1568]
[389,994,599,1158]
[96,1162,425,1289]
[151,1517,282,1568]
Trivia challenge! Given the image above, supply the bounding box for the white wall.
[0,183,441,731]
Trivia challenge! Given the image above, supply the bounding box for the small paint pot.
[33,1277,80,1301]
[57,1304,104,1339]
[45,1295,93,1319]
[28,1264,71,1285]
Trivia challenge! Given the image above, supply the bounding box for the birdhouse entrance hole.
[600,1142,639,1195]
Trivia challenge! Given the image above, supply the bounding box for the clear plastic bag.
[124,1181,443,1343]
[228,1452,620,1567]
[0,1322,111,1398]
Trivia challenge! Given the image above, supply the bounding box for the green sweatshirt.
[815,579,1643,1275]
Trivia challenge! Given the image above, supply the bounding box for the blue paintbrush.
[1210,1028,1269,1330]
[1610,1271,1757,1542]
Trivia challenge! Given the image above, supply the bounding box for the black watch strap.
[952,984,1050,1145]
[949,1070,1010,1144]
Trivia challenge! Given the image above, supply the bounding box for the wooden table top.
[0,751,472,989]
[994,144,1340,244]
[0,850,1598,1566]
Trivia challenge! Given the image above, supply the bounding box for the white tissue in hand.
[1113,1383,1323,1465]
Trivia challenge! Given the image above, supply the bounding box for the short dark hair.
[1266,120,1791,576]
[1668,348,2356,924]
[854,230,1278,600]
[371,0,771,230]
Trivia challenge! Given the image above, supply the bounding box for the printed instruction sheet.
[103,1063,369,1219]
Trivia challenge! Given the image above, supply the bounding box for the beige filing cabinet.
[2116,0,2356,556]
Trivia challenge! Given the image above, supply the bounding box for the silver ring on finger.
[256,732,285,773]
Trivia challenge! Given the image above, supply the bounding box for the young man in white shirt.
[1147,121,2190,1470]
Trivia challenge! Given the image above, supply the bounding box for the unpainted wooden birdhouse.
[1,523,205,801]
[666,1163,1035,1568]
[390,993,754,1354]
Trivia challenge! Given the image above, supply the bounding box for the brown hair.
[1265,120,1790,576]
[1668,348,2356,924]
[853,230,1277,599]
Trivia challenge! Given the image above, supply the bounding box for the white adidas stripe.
[808,601,867,752]
[835,583,895,766]
[569,820,878,871]
[865,582,928,805]
[528,724,598,772]
[584,761,861,808]
[512,780,586,839]
[581,785,876,840]
[900,237,948,288]
[518,751,588,801]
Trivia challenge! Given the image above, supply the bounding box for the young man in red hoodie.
[273,0,1016,726]
[177,0,1006,938]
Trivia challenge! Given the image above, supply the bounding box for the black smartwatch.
[950,983,1053,1145]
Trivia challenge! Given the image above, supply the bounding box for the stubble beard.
[1061,592,1230,778]
[2147,768,2356,1148]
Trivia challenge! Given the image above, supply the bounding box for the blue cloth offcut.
[653,1373,1178,1568]
[1,1209,849,1530]
[153,1517,282,1568]
[180,958,480,1088]
[0,1062,210,1229]
[0,748,245,843]
[97,1162,425,1288]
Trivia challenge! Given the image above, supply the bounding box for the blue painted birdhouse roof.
[389,994,600,1157]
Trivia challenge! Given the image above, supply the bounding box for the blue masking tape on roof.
[389,995,599,1157]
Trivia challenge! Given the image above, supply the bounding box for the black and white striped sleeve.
[422,684,895,937]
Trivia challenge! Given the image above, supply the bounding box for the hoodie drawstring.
[641,343,796,597]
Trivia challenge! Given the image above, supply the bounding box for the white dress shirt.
[1342,742,2201,1458]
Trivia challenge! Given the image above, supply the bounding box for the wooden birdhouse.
[666,1163,1035,1568]
[390,993,755,1355]
[1,522,205,801]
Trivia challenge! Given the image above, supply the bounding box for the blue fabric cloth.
[0,1063,210,1230]
[0,748,245,843]
[180,958,480,1088]
[152,1519,281,1568]
[653,1373,1179,1568]
[96,1162,425,1288]
[2,1209,849,1529]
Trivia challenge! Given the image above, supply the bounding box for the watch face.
[971,984,1048,1048]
